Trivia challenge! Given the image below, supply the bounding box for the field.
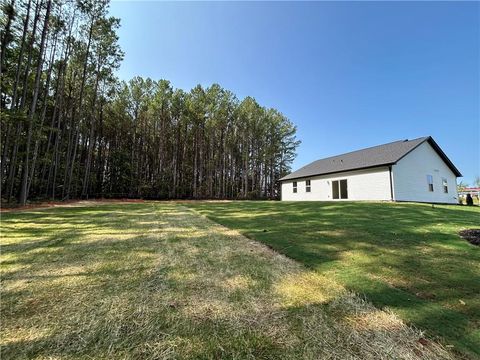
[189,201,480,358]
[1,201,478,359]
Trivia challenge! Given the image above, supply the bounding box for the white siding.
[392,142,458,204]
[281,167,392,201]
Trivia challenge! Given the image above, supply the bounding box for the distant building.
[458,187,480,203]
[280,136,461,204]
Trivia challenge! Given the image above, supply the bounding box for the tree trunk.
[19,0,51,205]
[0,0,15,80]
[19,0,43,111]
[5,123,21,201]
[81,69,101,197]
[65,16,94,199]
[10,0,31,110]
[27,34,58,196]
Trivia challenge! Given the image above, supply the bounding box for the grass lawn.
[188,201,480,359]
[1,201,456,359]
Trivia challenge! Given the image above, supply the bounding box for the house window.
[442,178,448,193]
[340,179,348,199]
[427,175,434,192]
[332,179,348,199]
[306,180,311,192]
[293,181,297,193]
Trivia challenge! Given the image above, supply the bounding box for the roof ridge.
[302,136,429,167]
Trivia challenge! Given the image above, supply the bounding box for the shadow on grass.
[188,201,480,358]
[1,201,477,359]
[2,203,297,359]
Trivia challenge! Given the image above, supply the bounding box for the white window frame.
[332,179,348,199]
[427,175,434,192]
[442,178,448,193]
[293,181,297,193]
[306,179,311,192]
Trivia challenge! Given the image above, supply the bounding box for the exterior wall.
[281,167,391,201]
[391,142,458,204]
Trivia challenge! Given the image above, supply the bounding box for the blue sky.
[109,1,479,184]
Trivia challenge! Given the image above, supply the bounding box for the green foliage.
[0,0,299,203]
[457,181,469,192]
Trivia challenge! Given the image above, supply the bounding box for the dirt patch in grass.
[0,198,145,212]
[459,229,480,246]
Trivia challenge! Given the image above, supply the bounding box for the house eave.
[279,163,394,182]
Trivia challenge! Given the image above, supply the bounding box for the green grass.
[187,201,480,358]
[1,201,457,359]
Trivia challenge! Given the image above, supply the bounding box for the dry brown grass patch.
[0,202,457,359]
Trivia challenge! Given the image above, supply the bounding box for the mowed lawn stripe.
[1,202,454,359]
[187,201,480,359]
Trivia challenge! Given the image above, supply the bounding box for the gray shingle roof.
[280,136,461,181]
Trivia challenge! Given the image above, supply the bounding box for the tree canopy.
[1,0,299,204]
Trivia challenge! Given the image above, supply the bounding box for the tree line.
[1,0,299,204]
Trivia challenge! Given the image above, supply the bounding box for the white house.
[280,136,461,204]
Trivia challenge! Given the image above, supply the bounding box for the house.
[280,136,461,204]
